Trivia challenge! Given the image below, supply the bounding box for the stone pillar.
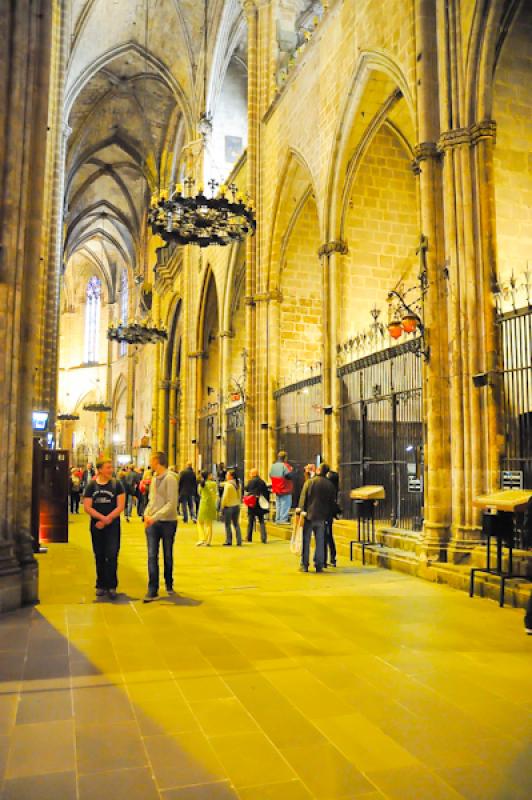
[157,379,169,453]
[266,291,281,476]
[470,121,502,492]
[219,330,233,465]
[318,240,347,468]
[126,346,135,455]
[0,0,54,611]
[40,1,68,431]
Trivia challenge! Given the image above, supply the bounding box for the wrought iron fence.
[274,376,323,504]
[498,306,532,489]
[338,339,424,530]
[226,403,245,481]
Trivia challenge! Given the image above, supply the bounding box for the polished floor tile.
[0,511,530,799]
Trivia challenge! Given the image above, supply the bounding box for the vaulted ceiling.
[63,0,247,298]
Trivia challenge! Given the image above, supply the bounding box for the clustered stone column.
[0,0,54,610]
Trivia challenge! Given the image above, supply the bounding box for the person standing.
[244,468,269,543]
[325,468,340,568]
[123,465,139,522]
[137,468,152,519]
[81,462,95,493]
[298,463,336,573]
[196,470,218,546]
[68,468,82,514]
[269,450,293,524]
[83,459,125,599]
[143,452,179,602]
[221,470,242,546]
[178,463,198,522]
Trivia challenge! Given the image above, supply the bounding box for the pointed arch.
[267,147,321,292]
[325,50,416,242]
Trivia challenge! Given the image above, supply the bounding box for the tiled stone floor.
[0,512,531,799]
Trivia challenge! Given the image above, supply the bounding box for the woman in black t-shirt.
[83,459,125,599]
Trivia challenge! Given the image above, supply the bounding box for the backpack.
[71,476,81,491]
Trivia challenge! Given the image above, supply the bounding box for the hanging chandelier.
[83,402,112,413]
[57,413,80,421]
[148,180,255,248]
[107,318,168,345]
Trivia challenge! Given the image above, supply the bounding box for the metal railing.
[338,340,424,530]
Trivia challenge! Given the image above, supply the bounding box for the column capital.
[470,119,496,145]
[412,141,440,173]
[159,380,170,391]
[318,240,348,258]
[253,288,282,303]
[438,127,471,151]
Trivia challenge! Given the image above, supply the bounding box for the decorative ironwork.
[386,235,430,360]
[493,267,532,314]
[57,413,80,421]
[149,180,256,248]
[83,402,111,413]
[107,319,168,345]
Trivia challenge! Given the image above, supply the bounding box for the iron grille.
[198,413,218,474]
[498,307,532,488]
[226,403,245,480]
[338,340,424,530]
[274,376,323,505]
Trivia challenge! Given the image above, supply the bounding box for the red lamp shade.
[388,321,403,340]
[401,314,418,334]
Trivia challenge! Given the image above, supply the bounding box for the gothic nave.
[0,1,531,798]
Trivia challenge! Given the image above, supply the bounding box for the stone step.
[264,518,531,610]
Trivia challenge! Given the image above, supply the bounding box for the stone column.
[219,330,233,465]
[40,1,68,431]
[126,346,135,455]
[157,379,170,453]
[470,121,502,492]
[243,0,259,474]
[0,0,54,611]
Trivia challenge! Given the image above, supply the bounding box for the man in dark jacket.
[178,463,197,522]
[325,469,340,567]
[298,463,336,573]
[244,468,270,543]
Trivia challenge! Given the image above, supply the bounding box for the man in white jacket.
[143,451,179,602]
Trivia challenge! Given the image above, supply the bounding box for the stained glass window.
[84,276,101,363]
[120,270,128,356]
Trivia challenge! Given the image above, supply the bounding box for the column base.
[448,524,484,564]
[417,520,451,562]
[0,542,38,613]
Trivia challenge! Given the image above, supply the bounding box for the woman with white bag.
[243,468,270,543]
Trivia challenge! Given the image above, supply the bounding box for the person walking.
[143,452,179,602]
[178,463,198,522]
[298,463,337,573]
[83,458,125,599]
[244,468,269,543]
[196,470,218,546]
[221,469,242,546]
[269,450,293,524]
[68,468,82,514]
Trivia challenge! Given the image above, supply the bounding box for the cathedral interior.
[0,1,531,798]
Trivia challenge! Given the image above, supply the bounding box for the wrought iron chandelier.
[148,1,255,248]
[107,319,168,345]
[83,402,112,413]
[57,413,80,421]
[148,180,255,248]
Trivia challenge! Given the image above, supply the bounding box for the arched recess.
[164,297,183,467]
[326,50,416,243]
[268,149,323,386]
[339,119,418,342]
[197,269,221,471]
[491,0,531,288]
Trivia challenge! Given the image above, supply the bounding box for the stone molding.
[412,142,440,174]
[219,330,235,339]
[253,288,282,303]
[438,120,496,152]
[318,240,348,258]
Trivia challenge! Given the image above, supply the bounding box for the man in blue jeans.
[298,463,337,573]
[143,452,179,602]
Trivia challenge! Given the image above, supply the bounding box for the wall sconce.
[260,422,269,430]
[216,434,222,440]
[191,438,197,444]
[323,405,333,416]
